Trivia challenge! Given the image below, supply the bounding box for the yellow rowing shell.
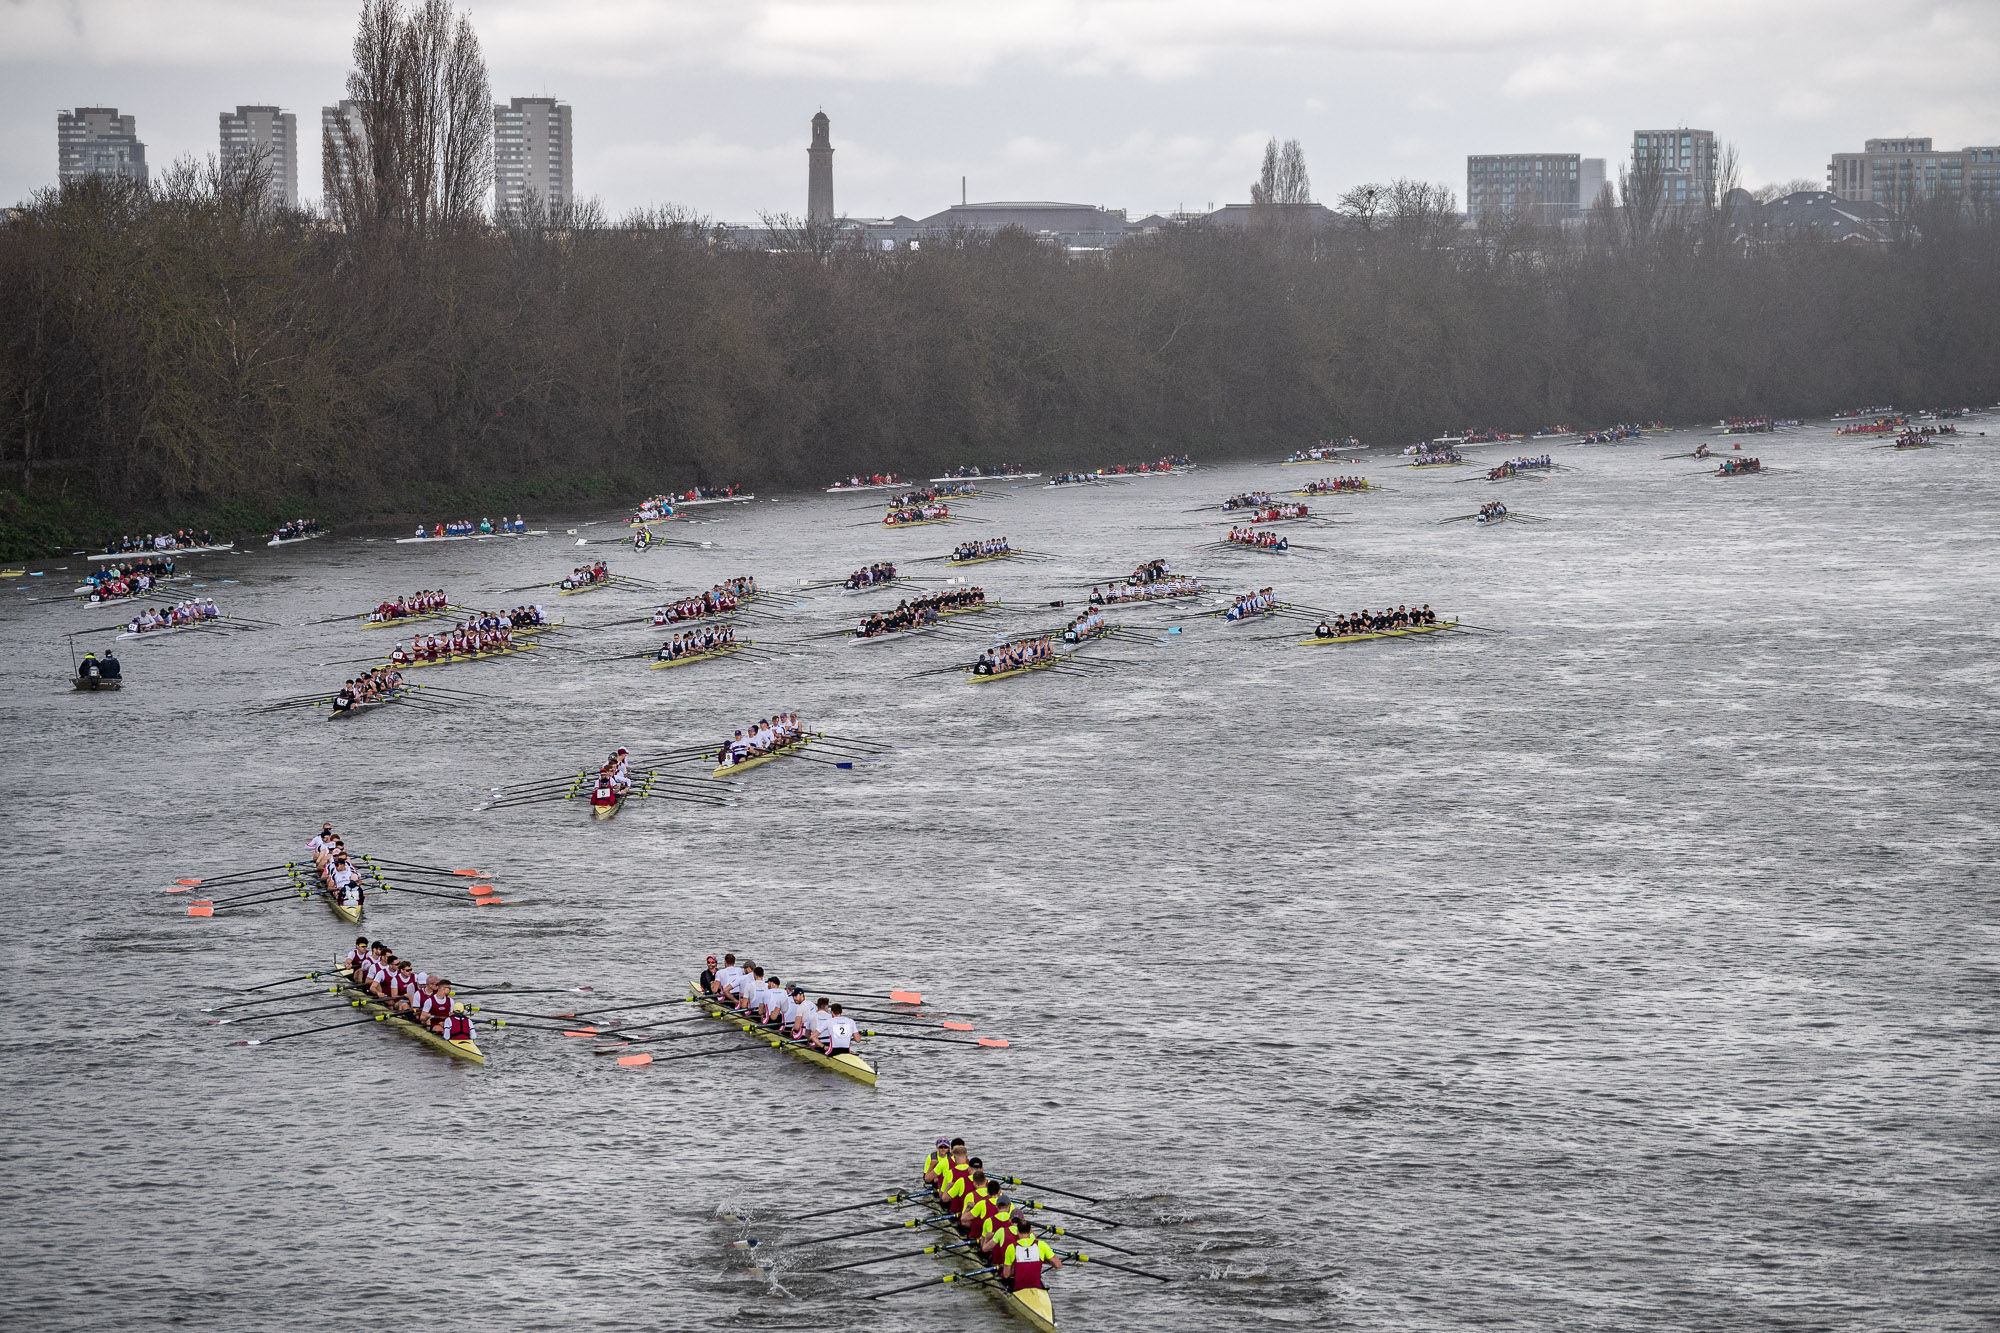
[293,866,363,924]
[969,654,1064,682]
[1296,619,1457,646]
[883,516,954,528]
[558,580,613,595]
[395,642,534,669]
[686,988,878,1084]
[946,552,1015,566]
[712,734,815,777]
[360,609,453,629]
[334,965,484,1064]
[913,1190,1058,1332]
[649,643,743,670]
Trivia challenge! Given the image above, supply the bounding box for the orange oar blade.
[451,870,483,877]
[476,897,503,907]
[468,885,496,897]
[889,990,923,1004]
[617,1053,653,1067]
[562,1027,600,1037]
[165,886,189,894]
[174,878,202,886]
[976,1038,1009,1048]
[187,905,214,917]
[942,1021,974,1032]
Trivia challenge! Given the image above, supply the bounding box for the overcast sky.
[3,0,1996,220]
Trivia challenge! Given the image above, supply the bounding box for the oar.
[1015,1198,1122,1227]
[1060,1249,1171,1281]
[788,1212,958,1247]
[378,880,495,905]
[363,857,487,876]
[453,985,593,995]
[200,983,336,1012]
[995,1176,1098,1204]
[209,1002,340,1026]
[784,1192,921,1223]
[169,862,297,888]
[196,880,311,906]
[866,1266,1000,1299]
[1034,1223,1139,1254]
[566,996,713,1019]
[232,969,333,994]
[188,888,306,915]
[234,1016,379,1047]
[815,1238,975,1272]
[591,1027,741,1048]
[861,1029,1009,1047]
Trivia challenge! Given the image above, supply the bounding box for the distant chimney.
[807,112,834,225]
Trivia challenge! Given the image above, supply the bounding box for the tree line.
[0,36,1993,552]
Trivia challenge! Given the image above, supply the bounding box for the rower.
[946,1166,989,1220]
[308,823,335,857]
[1003,1221,1063,1293]
[436,982,475,1043]
[960,1176,1001,1234]
[712,953,742,997]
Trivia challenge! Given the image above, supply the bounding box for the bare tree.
[324,0,490,234]
[1251,138,1312,210]
[1337,183,1385,232]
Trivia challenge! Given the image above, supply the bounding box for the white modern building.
[493,96,572,220]
[58,107,148,187]
[219,105,298,207]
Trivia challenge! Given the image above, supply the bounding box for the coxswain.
[923,1137,953,1188]
[343,936,371,973]
[934,1138,970,1196]
[1002,1221,1063,1293]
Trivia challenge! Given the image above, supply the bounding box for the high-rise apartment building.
[1827,138,2000,206]
[1466,153,1579,224]
[1631,128,1718,208]
[58,107,148,187]
[808,112,835,225]
[219,105,298,207]
[493,96,572,220]
[321,99,368,203]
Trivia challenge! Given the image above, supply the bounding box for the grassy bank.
[0,469,644,562]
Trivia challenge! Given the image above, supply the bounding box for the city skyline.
[4,0,1997,221]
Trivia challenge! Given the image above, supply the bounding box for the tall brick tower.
[807,111,834,225]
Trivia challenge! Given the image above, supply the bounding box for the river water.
[2,424,1996,1332]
